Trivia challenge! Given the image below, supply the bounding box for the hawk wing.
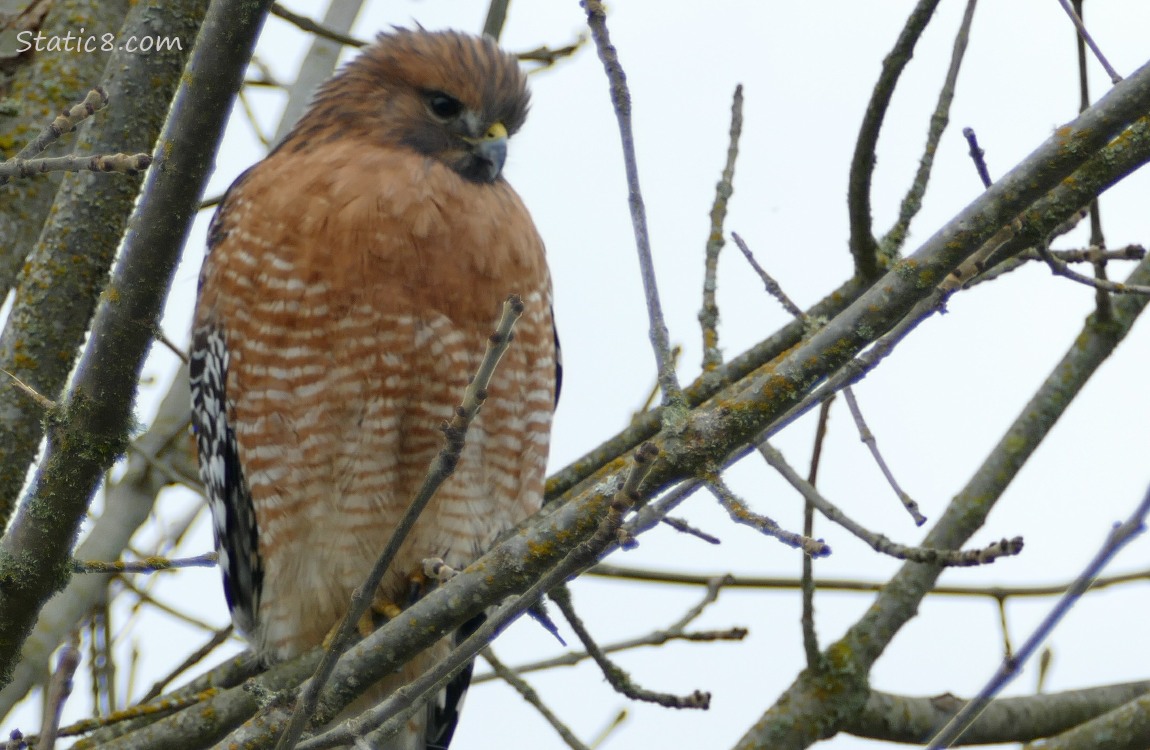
[190,191,263,637]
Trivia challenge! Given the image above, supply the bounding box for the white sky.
[10,1,1150,749]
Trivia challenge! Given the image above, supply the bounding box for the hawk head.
[281,28,530,184]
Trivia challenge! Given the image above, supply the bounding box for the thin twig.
[731,232,806,320]
[475,575,743,683]
[589,563,1150,598]
[584,0,684,414]
[550,583,710,709]
[1055,0,1122,84]
[0,88,109,187]
[843,387,926,525]
[73,552,216,574]
[699,85,744,375]
[0,368,57,411]
[587,710,628,750]
[275,296,525,750]
[481,648,591,750]
[802,397,834,670]
[995,595,1012,660]
[1036,240,1150,295]
[270,3,366,48]
[635,345,681,417]
[0,152,151,179]
[236,88,270,148]
[515,40,585,69]
[115,577,220,633]
[759,441,1023,566]
[660,515,720,544]
[1073,0,1113,323]
[881,0,979,256]
[927,482,1150,748]
[962,127,993,187]
[39,634,81,750]
[965,244,1146,288]
[473,625,745,682]
[139,626,234,703]
[705,476,830,557]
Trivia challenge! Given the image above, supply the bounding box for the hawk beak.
[466,121,508,181]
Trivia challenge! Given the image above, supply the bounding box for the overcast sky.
[11,2,1150,748]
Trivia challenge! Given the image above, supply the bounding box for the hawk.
[190,28,557,749]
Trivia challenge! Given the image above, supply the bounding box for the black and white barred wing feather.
[189,317,262,636]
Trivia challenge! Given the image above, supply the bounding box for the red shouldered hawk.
[189,28,557,749]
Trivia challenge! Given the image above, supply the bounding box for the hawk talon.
[423,556,459,583]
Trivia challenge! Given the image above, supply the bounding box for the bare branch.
[481,648,591,750]
[927,482,1150,748]
[1056,0,1122,83]
[139,627,234,704]
[760,441,1022,566]
[802,397,834,670]
[962,126,993,187]
[39,635,80,750]
[846,682,1150,744]
[848,0,945,277]
[843,387,926,525]
[659,515,721,545]
[0,152,151,180]
[474,578,744,684]
[881,0,980,256]
[584,0,685,412]
[3,88,108,166]
[72,553,217,575]
[550,584,710,710]
[705,476,830,557]
[1037,240,1150,295]
[269,3,366,48]
[699,85,744,376]
[731,232,806,321]
[588,563,1150,599]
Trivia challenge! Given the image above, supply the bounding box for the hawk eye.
[427,92,463,120]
